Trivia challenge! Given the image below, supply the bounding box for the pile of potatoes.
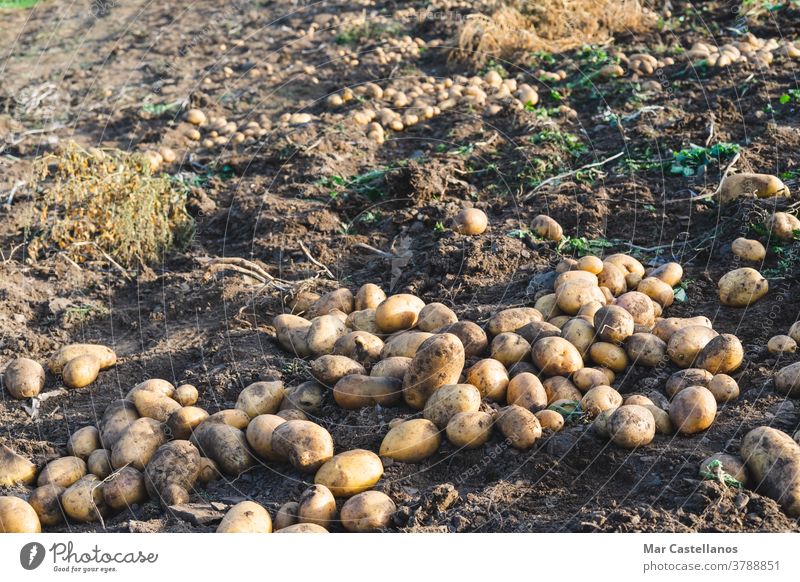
[685,33,799,69]
[183,109,272,151]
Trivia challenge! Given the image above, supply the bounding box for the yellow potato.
[604,254,645,289]
[609,405,655,448]
[403,333,465,409]
[298,484,337,528]
[718,173,789,203]
[454,208,488,235]
[740,426,800,516]
[345,309,382,335]
[29,483,66,526]
[695,333,744,374]
[340,491,396,532]
[67,426,101,460]
[273,501,299,530]
[38,456,87,488]
[126,378,175,400]
[276,523,329,533]
[597,262,627,296]
[355,283,386,311]
[718,267,768,307]
[490,332,531,367]
[665,368,713,398]
[132,390,182,422]
[649,262,683,287]
[375,294,426,333]
[496,405,542,449]
[445,411,493,449]
[246,414,286,461]
[48,343,116,375]
[61,475,106,523]
[767,211,800,241]
[594,305,634,344]
[112,417,167,471]
[560,318,596,356]
[0,496,41,533]
[314,449,383,497]
[62,355,100,389]
[592,408,615,439]
[433,320,488,358]
[217,501,273,533]
[669,386,717,435]
[306,314,348,356]
[99,400,139,450]
[0,445,36,487]
[235,381,285,418]
[534,294,562,319]
[273,313,313,357]
[625,333,667,367]
[577,255,604,274]
[555,282,606,315]
[370,356,412,380]
[614,291,655,327]
[572,368,608,393]
[3,357,45,399]
[644,404,673,434]
[543,376,582,404]
[379,419,441,463]
[87,449,112,479]
[102,466,147,510]
[775,362,800,397]
[516,320,561,345]
[554,270,598,291]
[580,385,622,417]
[667,325,719,368]
[466,358,509,401]
[333,331,384,366]
[174,384,199,406]
[207,409,250,429]
[333,374,402,409]
[651,316,712,343]
[790,321,800,344]
[309,288,354,317]
[535,409,565,431]
[731,238,766,261]
[486,307,543,336]
[531,337,583,376]
[167,406,209,440]
[636,277,674,308]
[270,419,334,474]
[380,331,434,359]
[531,214,563,241]
[588,342,628,372]
[768,335,797,354]
[310,355,366,387]
[506,373,547,410]
[423,384,482,428]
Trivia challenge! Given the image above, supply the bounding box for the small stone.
[168,503,225,526]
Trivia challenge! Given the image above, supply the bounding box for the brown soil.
[1,0,799,532]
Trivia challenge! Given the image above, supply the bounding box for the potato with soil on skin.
[614,291,655,327]
[644,405,673,435]
[534,294,562,319]
[555,282,606,315]
[48,343,116,375]
[346,309,381,335]
[775,361,800,397]
[667,325,719,368]
[768,335,797,354]
[309,288,354,317]
[145,440,201,507]
[699,453,749,485]
[0,445,37,486]
[624,394,654,407]
[274,501,299,530]
[314,449,383,497]
[29,484,66,526]
[588,342,628,373]
[273,313,313,357]
[87,449,112,479]
[718,173,789,203]
[102,466,147,510]
[625,333,667,367]
[3,357,45,399]
[652,316,713,343]
[190,421,253,475]
[593,408,615,439]
[559,318,596,357]
[669,386,717,435]
[174,384,199,406]
[0,496,41,533]
[767,211,800,241]
[530,214,563,241]
[126,378,175,400]
[608,405,655,448]
[375,294,426,333]
[402,333,464,409]
[718,267,768,307]
[281,381,325,416]
[577,255,604,274]
[466,358,509,401]
[649,262,683,287]
[424,384,482,428]
[132,390,182,422]
[593,305,634,344]
[636,277,674,309]
[333,374,402,409]
[516,320,561,345]
[208,409,250,429]
[453,207,488,235]
[235,380,285,418]
[310,355,365,387]
[67,426,101,460]
[380,331,434,359]
[580,385,623,417]
[370,357,412,380]
[531,337,583,376]
[416,303,458,333]
[99,400,139,449]
[379,419,442,463]
[695,333,744,374]
[217,500,273,533]
[61,475,107,523]
[166,406,208,440]
[276,523,329,533]
[665,368,713,399]
[333,331,384,366]
[535,409,565,431]
[490,332,531,367]
[298,484,337,528]
[597,262,627,296]
[572,367,609,393]
[271,419,334,473]
[111,417,167,471]
[434,320,488,358]
[355,283,386,311]
[790,321,800,344]
[731,238,766,262]
[487,307,543,336]
[62,355,101,389]
[38,456,87,488]
[741,426,800,516]
[496,405,542,449]
[446,411,493,449]
[306,314,348,356]
[605,254,645,289]
[245,414,286,461]
[340,491,396,533]
[506,373,547,410]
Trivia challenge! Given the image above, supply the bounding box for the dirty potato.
[402,333,465,409]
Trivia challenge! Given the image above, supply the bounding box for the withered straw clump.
[456,1,655,64]
[26,142,193,267]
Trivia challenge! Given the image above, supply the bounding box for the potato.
[555,282,606,315]
[0,496,41,533]
[3,357,45,399]
[62,475,106,522]
[345,309,381,335]
[531,337,583,376]
[423,384,482,428]
[355,283,386,311]
[592,408,615,439]
[67,426,101,460]
[281,381,325,416]
[530,214,563,241]
[403,333,465,409]
[217,501,273,533]
[731,238,766,261]
[665,368,713,398]
[597,262,627,296]
[790,321,800,344]
[288,290,321,315]
[333,331,384,366]
[375,294,425,333]
[271,420,334,473]
[38,456,87,488]
[87,449,112,479]
[466,358,509,401]
[276,523,329,533]
[235,381,285,418]
[340,491,396,532]
[310,288,354,317]
[333,374,402,409]
[593,305,634,344]
[190,421,253,475]
[767,211,800,241]
[718,267,768,307]
[298,484,337,528]
[768,335,797,354]
[48,343,116,375]
[314,449,383,497]
[102,466,147,510]
[718,173,789,203]
[306,314,348,356]
[695,333,744,374]
[625,333,667,367]
[0,444,37,486]
[624,394,653,406]
[273,313,312,357]
[454,208,488,235]
[534,294,562,319]
[506,373,547,410]
[380,331,433,359]
[186,108,207,125]
[311,355,365,387]
[578,301,603,319]
[605,254,645,289]
[416,304,457,333]
[274,501,299,530]
[669,386,716,435]
[516,321,561,345]
[577,255,604,274]
[699,453,749,485]
[508,360,538,377]
[446,411,493,449]
[636,277,674,308]
[580,385,623,417]
[652,316,712,343]
[487,307,543,336]
[614,291,655,327]
[608,405,655,448]
[370,357,412,380]
[208,409,250,429]
[111,417,166,471]
[741,426,800,516]
[379,419,441,462]
[245,414,286,461]
[667,325,718,368]
[496,405,542,449]
[274,407,306,421]
[588,342,628,372]
[649,262,683,287]
[132,390,182,422]
[167,406,209,440]
[61,354,101,390]
[29,484,65,526]
[644,405,672,434]
[535,409,565,431]
[559,318,595,356]
[126,378,175,400]
[174,384,199,406]
[543,377,582,404]
[572,368,608,393]
[775,361,800,397]
[434,321,488,358]
[490,332,531,367]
